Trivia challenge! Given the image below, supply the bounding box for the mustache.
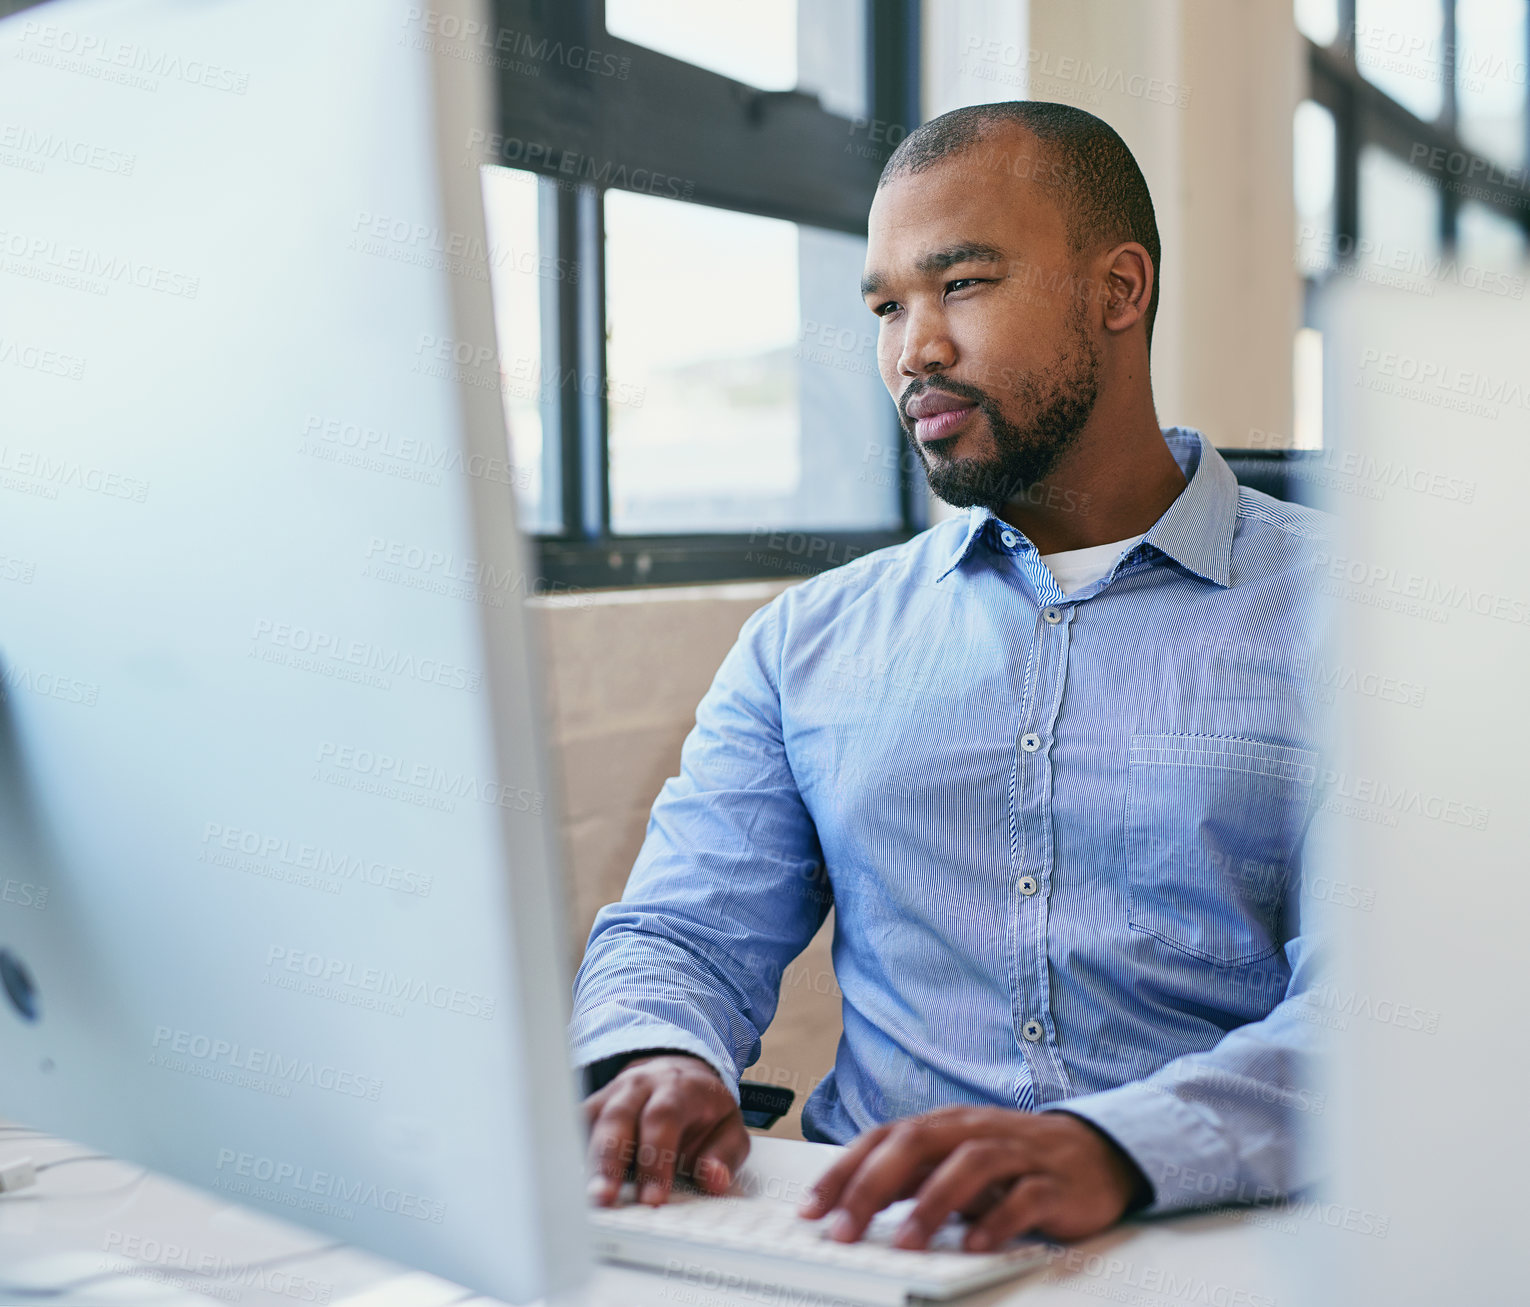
[897,376,996,430]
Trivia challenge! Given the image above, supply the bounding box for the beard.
[900,308,1100,511]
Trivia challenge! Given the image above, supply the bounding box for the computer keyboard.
[589,1189,1054,1306]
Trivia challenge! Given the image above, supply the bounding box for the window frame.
[487,0,925,589]
[1303,0,1530,282]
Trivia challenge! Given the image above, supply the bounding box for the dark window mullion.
[1334,0,1358,256]
[868,0,927,534]
[538,531,913,588]
[1524,0,1530,238]
[1309,41,1362,257]
[547,181,586,539]
[1440,0,1459,248]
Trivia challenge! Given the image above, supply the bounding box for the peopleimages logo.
[213,1149,445,1223]
[0,227,201,298]
[14,19,252,95]
[1314,550,1530,627]
[314,740,543,815]
[1318,767,1490,832]
[0,445,149,502]
[0,124,136,175]
[0,334,86,379]
[150,1026,384,1101]
[200,822,432,897]
[250,619,482,694]
[465,131,692,200]
[102,1230,333,1304]
[265,945,497,1020]
[403,7,630,80]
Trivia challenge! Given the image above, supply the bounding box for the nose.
[895,308,956,379]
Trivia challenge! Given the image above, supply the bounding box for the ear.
[1100,242,1153,336]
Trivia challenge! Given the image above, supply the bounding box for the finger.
[965,1175,1056,1251]
[894,1139,1030,1250]
[798,1125,892,1218]
[585,1081,650,1206]
[667,1102,734,1189]
[632,1086,691,1205]
[958,1177,1015,1220]
[582,1083,613,1128]
[690,1112,751,1194]
[828,1125,954,1242]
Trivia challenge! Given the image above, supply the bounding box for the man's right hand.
[584,1052,750,1207]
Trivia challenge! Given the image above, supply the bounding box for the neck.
[996,398,1185,555]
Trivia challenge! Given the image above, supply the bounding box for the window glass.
[606,0,866,119]
[1294,0,1341,45]
[604,190,901,534]
[1456,0,1528,168]
[1458,199,1527,272]
[606,0,797,92]
[1360,145,1443,264]
[1292,327,1324,450]
[1295,100,1339,275]
[795,1,868,120]
[1354,0,1446,121]
[480,166,554,532]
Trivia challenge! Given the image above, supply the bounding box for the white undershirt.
[1038,533,1146,597]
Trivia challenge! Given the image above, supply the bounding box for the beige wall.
[532,584,840,1139]
[928,0,1304,446]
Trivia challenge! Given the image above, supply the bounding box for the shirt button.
[1042,607,1062,625]
[1022,1019,1044,1042]
[1019,875,1039,896]
[1000,530,1019,549]
[1021,732,1041,753]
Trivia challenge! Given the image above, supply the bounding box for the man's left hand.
[797,1107,1147,1251]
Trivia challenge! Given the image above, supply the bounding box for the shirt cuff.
[570,1023,741,1104]
[1041,1081,1241,1215]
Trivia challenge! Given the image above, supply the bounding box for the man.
[570,101,1328,1253]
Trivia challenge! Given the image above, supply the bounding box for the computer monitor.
[0,0,588,1301]
[1304,275,1527,1305]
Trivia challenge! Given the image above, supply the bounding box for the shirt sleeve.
[567,595,831,1100]
[1042,883,1326,1214]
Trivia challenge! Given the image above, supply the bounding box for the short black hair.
[879,101,1162,351]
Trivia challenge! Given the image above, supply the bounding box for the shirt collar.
[934,427,1238,588]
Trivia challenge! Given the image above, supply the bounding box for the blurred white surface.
[1311,276,1530,1303]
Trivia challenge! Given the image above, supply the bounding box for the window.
[1298,0,1530,282]
[480,0,922,588]
[605,0,799,93]
[1353,0,1446,121]
[1294,0,1530,449]
[480,166,553,533]
[1294,99,1339,275]
[1457,0,1528,165]
[603,193,896,534]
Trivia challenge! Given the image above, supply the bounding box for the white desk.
[0,1125,1306,1306]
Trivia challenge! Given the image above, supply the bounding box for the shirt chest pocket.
[1124,733,1318,966]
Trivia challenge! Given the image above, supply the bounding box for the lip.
[905,389,974,420]
[905,389,978,444]
[913,404,977,443]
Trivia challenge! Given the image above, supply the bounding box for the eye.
[872,300,901,318]
[945,277,989,295]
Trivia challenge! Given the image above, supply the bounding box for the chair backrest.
[1218,449,1322,507]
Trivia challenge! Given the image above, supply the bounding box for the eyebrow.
[860,242,1008,298]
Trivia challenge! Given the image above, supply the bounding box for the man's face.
[862,139,1101,510]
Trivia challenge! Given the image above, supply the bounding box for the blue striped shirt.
[570,428,1330,1212]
